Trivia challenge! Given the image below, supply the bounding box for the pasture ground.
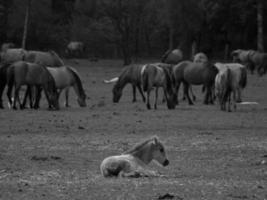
[0,59,267,200]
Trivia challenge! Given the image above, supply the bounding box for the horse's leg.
[64,88,70,107]
[13,85,21,110]
[33,87,42,109]
[146,90,151,110]
[6,83,13,109]
[137,84,146,102]
[184,82,193,105]
[227,92,232,112]
[190,86,196,101]
[182,83,186,101]
[174,82,181,105]
[203,85,210,105]
[132,85,136,102]
[21,85,30,109]
[154,87,158,109]
[0,80,6,108]
[236,87,242,103]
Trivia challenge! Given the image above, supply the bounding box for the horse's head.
[77,93,87,107]
[112,84,122,103]
[151,137,169,167]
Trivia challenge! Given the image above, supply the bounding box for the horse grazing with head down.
[215,63,247,110]
[6,61,59,110]
[111,64,146,103]
[100,136,169,178]
[142,63,176,110]
[173,61,218,105]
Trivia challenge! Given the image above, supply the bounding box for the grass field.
[0,59,267,200]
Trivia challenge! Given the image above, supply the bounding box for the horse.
[100,136,169,177]
[173,61,218,105]
[215,67,233,111]
[142,63,176,109]
[0,62,12,108]
[0,48,27,63]
[6,61,59,110]
[161,48,183,64]
[1,42,15,52]
[112,64,146,103]
[46,66,86,107]
[214,63,247,103]
[24,50,64,67]
[231,49,267,75]
[66,41,85,58]
[193,52,208,65]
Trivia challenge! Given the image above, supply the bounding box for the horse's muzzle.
[163,159,169,166]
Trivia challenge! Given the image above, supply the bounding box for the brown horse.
[161,49,183,64]
[112,64,146,103]
[6,61,59,110]
[142,63,176,109]
[24,50,64,67]
[173,61,218,105]
[0,48,27,63]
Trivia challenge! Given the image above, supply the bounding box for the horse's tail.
[239,67,247,89]
[103,77,119,84]
[142,69,149,92]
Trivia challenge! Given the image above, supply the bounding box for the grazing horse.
[46,66,86,107]
[231,49,267,75]
[112,64,146,103]
[215,63,247,104]
[0,48,27,63]
[173,61,218,105]
[6,61,59,110]
[215,67,233,111]
[66,41,85,58]
[161,49,183,64]
[142,63,176,109]
[100,136,169,177]
[24,50,64,67]
[0,62,12,108]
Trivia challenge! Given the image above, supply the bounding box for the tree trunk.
[22,0,31,49]
[0,0,9,44]
[257,0,264,52]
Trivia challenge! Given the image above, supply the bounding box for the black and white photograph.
[0,0,267,199]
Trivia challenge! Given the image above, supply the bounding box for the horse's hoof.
[189,102,194,105]
[13,107,17,110]
[147,105,151,110]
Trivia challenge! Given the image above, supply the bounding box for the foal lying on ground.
[100,136,169,177]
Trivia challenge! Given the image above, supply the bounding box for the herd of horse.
[0,47,87,110]
[0,44,266,113]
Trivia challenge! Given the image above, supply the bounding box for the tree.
[22,0,32,49]
[257,0,264,52]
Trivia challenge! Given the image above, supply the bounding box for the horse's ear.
[152,136,159,144]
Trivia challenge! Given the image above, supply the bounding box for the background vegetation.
[0,0,266,64]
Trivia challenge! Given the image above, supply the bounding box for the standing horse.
[100,136,169,177]
[24,50,64,67]
[231,49,267,75]
[161,49,183,64]
[1,42,15,52]
[112,64,146,103]
[0,48,27,63]
[6,61,59,110]
[66,41,85,58]
[142,63,176,109]
[215,63,247,103]
[193,52,208,65]
[215,67,233,111]
[173,61,218,105]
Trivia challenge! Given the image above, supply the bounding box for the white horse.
[100,136,169,177]
[215,63,247,103]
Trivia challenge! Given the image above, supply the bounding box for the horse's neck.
[115,75,129,90]
[131,145,153,165]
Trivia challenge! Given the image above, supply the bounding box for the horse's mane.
[66,66,86,97]
[123,136,159,155]
[48,50,64,66]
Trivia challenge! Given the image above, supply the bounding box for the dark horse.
[142,63,176,110]
[173,61,218,105]
[0,62,12,108]
[6,61,59,110]
[112,64,146,103]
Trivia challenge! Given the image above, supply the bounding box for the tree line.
[0,0,266,65]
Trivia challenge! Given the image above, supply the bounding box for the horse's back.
[162,49,183,64]
[25,50,63,67]
[0,48,26,63]
[47,66,73,88]
[100,154,134,177]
